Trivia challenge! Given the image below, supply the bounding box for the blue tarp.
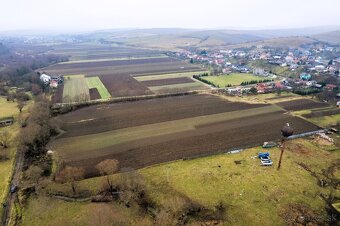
[258,152,270,158]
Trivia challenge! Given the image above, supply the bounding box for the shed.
[0,117,14,127]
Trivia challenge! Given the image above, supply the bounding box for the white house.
[253,68,265,76]
[40,74,51,84]
[315,65,325,71]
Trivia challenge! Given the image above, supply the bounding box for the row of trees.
[193,73,219,88]
[240,79,273,86]
[18,95,58,165]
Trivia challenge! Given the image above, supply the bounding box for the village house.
[253,68,265,76]
[300,73,312,81]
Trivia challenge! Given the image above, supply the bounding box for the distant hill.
[313,30,340,44]
[226,36,318,49]
[98,27,340,49]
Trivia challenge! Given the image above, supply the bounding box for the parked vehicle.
[10,185,17,194]
[261,160,273,166]
[258,152,273,166]
[262,142,277,148]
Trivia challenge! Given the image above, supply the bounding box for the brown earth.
[100,74,153,98]
[52,84,64,104]
[58,94,268,138]
[50,62,202,77]
[50,44,162,60]
[54,94,319,177]
[67,111,318,177]
[277,99,329,111]
[89,88,101,100]
[141,77,194,87]
[46,57,180,70]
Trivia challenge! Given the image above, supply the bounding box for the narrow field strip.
[134,71,208,81]
[54,105,280,155]
[141,77,194,87]
[62,77,90,103]
[59,55,168,64]
[86,76,111,99]
[148,82,204,91]
[63,74,85,79]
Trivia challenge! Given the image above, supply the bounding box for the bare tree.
[0,129,11,148]
[56,166,85,195]
[17,114,28,128]
[25,165,43,184]
[17,100,25,113]
[96,159,119,193]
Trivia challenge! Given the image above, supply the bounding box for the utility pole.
[278,123,293,170]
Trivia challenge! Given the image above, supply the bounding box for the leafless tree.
[56,166,85,195]
[17,100,25,113]
[25,165,43,184]
[96,159,119,193]
[0,129,11,148]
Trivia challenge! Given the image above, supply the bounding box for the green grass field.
[0,98,17,118]
[203,73,267,87]
[63,76,90,103]
[21,196,152,226]
[86,77,111,99]
[24,137,340,226]
[134,71,208,81]
[0,97,31,219]
[308,114,340,128]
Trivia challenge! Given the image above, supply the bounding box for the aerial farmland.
[44,44,206,103]
[51,93,320,177]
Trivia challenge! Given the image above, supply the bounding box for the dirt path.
[1,148,24,226]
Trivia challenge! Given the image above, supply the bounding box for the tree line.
[240,79,273,86]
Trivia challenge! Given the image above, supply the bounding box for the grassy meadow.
[63,76,90,102]
[0,97,31,219]
[22,137,340,226]
[203,73,267,87]
[86,77,111,99]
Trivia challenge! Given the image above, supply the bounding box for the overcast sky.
[1,0,340,32]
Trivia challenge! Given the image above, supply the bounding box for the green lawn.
[203,73,267,87]
[0,97,31,219]
[0,98,17,118]
[22,196,152,226]
[86,77,111,99]
[308,114,340,128]
[30,137,340,226]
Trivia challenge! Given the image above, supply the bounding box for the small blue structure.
[258,152,269,158]
[300,73,311,81]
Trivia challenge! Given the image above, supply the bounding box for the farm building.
[50,80,58,88]
[40,73,51,85]
[0,117,14,127]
